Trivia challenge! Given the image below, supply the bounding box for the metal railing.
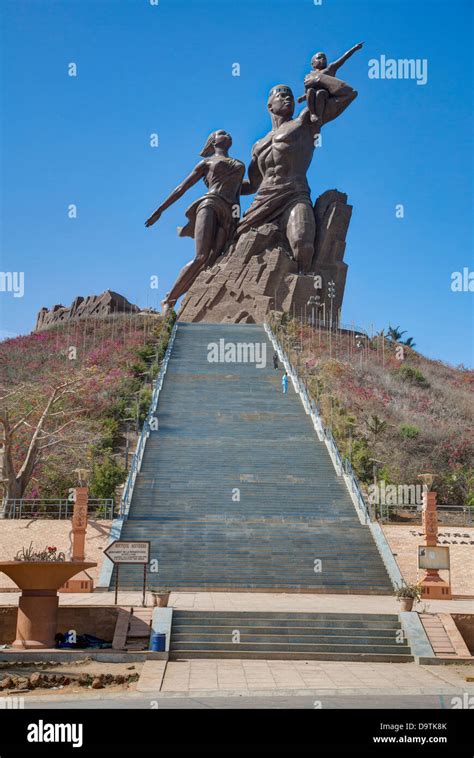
[342,458,372,524]
[378,503,473,527]
[264,319,371,524]
[305,316,368,335]
[2,498,115,520]
[118,322,178,519]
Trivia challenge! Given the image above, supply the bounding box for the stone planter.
[0,561,96,649]
[399,597,415,612]
[152,592,170,608]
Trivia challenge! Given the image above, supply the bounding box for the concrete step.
[170,641,410,655]
[169,650,414,663]
[171,634,409,647]
[168,610,412,662]
[172,611,400,622]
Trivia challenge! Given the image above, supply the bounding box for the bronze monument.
[146,50,360,324]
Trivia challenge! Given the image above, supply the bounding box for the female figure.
[145,130,245,314]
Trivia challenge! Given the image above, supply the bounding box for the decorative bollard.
[419,490,452,600]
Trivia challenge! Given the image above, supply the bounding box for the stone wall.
[452,615,474,654]
[0,606,120,645]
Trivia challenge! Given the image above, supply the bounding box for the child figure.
[298,42,364,123]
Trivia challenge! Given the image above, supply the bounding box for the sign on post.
[418,545,450,571]
[104,540,150,564]
[104,541,151,605]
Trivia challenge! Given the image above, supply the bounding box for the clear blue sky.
[1,0,473,366]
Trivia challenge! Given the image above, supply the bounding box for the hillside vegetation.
[270,314,473,505]
[0,312,175,503]
[1,311,471,507]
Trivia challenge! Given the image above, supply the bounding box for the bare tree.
[0,380,84,513]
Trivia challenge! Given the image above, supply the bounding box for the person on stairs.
[282,372,289,394]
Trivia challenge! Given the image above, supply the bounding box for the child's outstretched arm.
[330,41,364,73]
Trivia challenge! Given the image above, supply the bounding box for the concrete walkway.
[160,659,474,698]
[0,591,155,607]
[19,692,466,709]
[0,590,472,614]
[167,591,474,615]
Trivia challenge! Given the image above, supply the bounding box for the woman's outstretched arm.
[145,160,207,227]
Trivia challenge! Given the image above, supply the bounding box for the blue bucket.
[150,632,166,652]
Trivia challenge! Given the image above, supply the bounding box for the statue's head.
[311,52,327,70]
[200,129,232,157]
[267,85,295,125]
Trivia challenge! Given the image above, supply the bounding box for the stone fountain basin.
[0,561,96,590]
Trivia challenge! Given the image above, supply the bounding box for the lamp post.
[307,295,320,327]
[123,417,135,471]
[355,334,367,369]
[347,419,356,466]
[327,281,335,358]
[369,458,384,521]
[328,281,335,327]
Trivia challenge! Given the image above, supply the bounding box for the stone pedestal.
[420,491,452,600]
[178,189,351,325]
[0,561,96,649]
[15,590,59,649]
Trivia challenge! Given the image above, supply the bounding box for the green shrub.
[99,418,121,449]
[396,365,430,388]
[350,438,374,482]
[400,424,420,439]
[89,455,126,500]
[136,344,156,361]
[131,361,148,378]
[138,387,152,426]
[34,468,77,500]
[106,398,129,421]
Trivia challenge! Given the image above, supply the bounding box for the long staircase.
[112,322,392,594]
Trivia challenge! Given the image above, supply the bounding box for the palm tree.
[403,337,416,348]
[387,325,407,342]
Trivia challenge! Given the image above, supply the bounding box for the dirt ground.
[0,658,144,697]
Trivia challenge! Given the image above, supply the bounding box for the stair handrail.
[119,322,178,518]
[149,322,178,415]
[264,319,371,523]
[342,457,372,524]
[324,427,344,476]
